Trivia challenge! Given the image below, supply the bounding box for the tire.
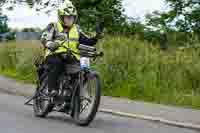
[73,71,101,126]
[33,77,54,118]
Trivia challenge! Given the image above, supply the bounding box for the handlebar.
[50,33,104,58]
[55,40,103,58]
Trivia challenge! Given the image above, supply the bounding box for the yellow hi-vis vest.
[44,22,80,60]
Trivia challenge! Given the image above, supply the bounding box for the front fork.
[70,70,85,115]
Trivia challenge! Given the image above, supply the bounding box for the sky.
[124,0,166,18]
[2,0,167,29]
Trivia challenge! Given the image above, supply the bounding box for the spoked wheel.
[73,71,101,126]
[33,77,54,118]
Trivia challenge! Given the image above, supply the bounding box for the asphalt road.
[0,93,198,133]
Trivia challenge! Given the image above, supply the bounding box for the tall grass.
[96,36,200,108]
[1,37,200,108]
[0,40,43,83]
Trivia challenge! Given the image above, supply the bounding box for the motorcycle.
[25,23,104,126]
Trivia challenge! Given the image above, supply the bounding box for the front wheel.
[73,71,101,126]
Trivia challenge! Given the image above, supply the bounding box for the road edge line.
[99,108,200,131]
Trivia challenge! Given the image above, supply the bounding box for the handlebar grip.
[78,44,96,52]
[79,51,104,58]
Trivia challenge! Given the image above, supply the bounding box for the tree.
[0,14,9,33]
[1,0,126,33]
[143,0,200,46]
[22,27,36,32]
[71,0,126,33]
[146,0,200,33]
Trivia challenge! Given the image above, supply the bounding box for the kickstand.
[24,93,38,106]
[24,87,42,106]
[24,85,48,106]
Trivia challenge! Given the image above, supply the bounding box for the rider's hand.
[46,41,60,51]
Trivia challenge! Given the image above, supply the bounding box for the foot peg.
[49,90,58,97]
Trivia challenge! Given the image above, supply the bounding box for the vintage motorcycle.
[25,38,103,126]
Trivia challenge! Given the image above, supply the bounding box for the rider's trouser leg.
[46,54,65,93]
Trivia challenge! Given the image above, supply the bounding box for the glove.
[45,41,60,51]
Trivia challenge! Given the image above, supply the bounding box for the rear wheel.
[33,77,54,118]
[73,71,101,126]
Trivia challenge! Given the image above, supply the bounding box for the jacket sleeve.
[40,23,56,48]
[76,25,98,46]
[79,32,98,46]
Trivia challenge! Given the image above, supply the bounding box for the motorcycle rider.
[40,0,102,96]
